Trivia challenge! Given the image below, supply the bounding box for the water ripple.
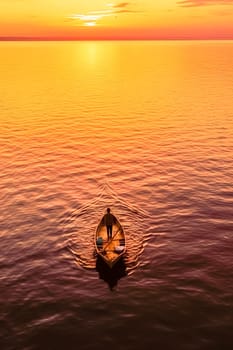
[65,183,150,273]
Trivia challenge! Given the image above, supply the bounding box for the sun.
[85,22,97,27]
[68,13,101,27]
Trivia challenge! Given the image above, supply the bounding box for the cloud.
[108,2,138,13]
[113,2,130,8]
[68,2,139,26]
[177,0,233,7]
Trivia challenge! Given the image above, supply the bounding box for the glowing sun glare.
[85,22,96,27]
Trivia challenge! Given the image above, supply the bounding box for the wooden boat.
[95,215,126,268]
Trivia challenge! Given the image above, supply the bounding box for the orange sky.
[0,0,233,40]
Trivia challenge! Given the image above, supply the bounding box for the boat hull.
[95,217,126,268]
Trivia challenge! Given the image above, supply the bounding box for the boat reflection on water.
[96,256,127,290]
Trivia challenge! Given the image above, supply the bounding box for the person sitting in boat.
[102,208,116,241]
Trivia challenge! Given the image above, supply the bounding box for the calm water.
[0,41,233,350]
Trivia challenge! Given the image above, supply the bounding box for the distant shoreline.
[0,38,233,42]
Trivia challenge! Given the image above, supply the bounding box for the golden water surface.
[0,41,233,350]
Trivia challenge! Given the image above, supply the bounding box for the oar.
[103,227,121,252]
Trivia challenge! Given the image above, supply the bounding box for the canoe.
[95,215,126,268]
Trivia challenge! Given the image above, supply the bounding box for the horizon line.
[1,37,233,41]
